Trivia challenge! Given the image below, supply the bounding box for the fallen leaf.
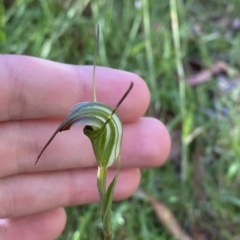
[187,61,239,86]
[136,189,192,240]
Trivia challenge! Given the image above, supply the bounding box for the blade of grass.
[119,11,142,69]
[142,0,159,113]
[170,0,188,181]
[91,1,109,66]
[0,0,6,43]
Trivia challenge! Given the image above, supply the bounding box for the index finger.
[0,55,150,122]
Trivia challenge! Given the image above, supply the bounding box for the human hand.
[0,55,171,240]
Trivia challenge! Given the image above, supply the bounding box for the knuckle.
[0,179,16,218]
[0,55,27,120]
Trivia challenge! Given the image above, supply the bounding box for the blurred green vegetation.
[1,0,240,239]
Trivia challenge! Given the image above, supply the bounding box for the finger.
[0,118,170,177]
[0,55,150,122]
[0,168,140,218]
[0,208,66,240]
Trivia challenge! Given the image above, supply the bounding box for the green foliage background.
[1,0,240,239]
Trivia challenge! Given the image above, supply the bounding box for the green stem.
[97,166,114,240]
[97,166,107,213]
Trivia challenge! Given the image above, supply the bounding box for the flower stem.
[97,166,107,211]
[97,166,115,239]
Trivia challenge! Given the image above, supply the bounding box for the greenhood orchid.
[35,25,133,240]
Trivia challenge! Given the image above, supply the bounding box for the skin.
[0,55,171,240]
